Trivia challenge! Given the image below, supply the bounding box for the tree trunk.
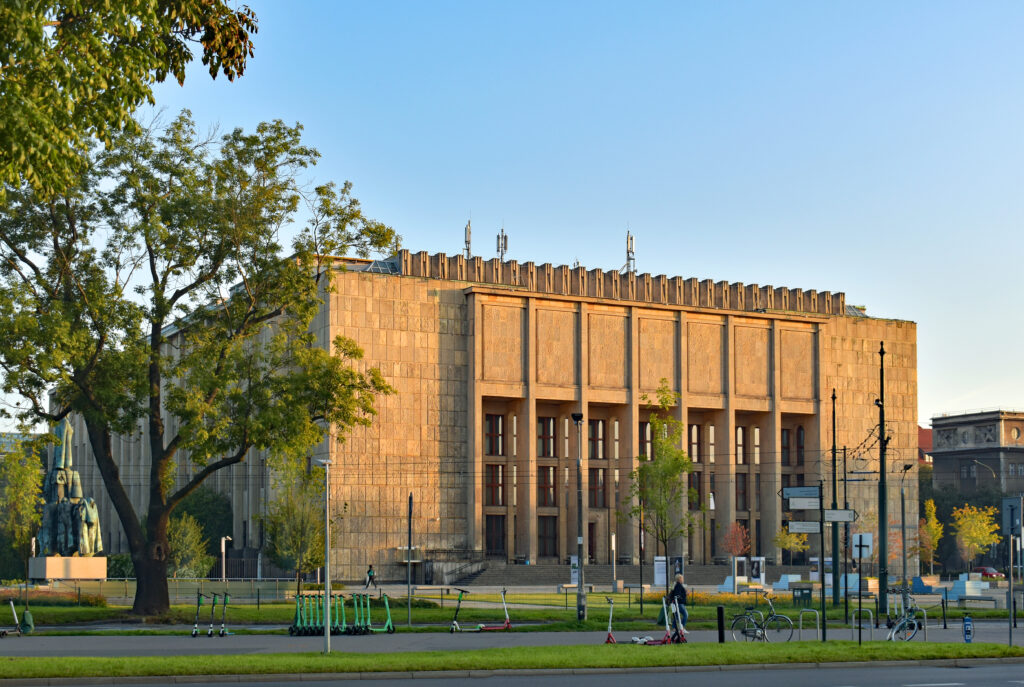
[132,549,171,615]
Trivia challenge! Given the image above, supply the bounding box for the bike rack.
[852,608,873,641]
[798,608,819,640]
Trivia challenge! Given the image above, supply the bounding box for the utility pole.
[877,342,889,613]
[832,389,840,607]
[572,412,587,621]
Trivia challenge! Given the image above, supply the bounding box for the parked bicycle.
[885,586,921,641]
[731,591,793,642]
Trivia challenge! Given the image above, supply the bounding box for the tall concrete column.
[467,293,484,552]
[764,320,783,564]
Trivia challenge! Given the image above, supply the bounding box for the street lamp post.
[831,389,840,607]
[900,464,913,589]
[571,411,587,621]
[316,458,333,655]
[220,535,232,582]
[877,342,889,612]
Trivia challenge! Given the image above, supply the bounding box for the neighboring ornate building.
[930,410,1024,495]
[75,248,919,580]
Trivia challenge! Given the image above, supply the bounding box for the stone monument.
[29,419,107,580]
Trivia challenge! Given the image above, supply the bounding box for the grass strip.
[0,642,1022,679]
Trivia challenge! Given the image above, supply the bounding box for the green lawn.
[1,642,1021,679]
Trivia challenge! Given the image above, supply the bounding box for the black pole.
[819,481,827,641]
[843,447,849,624]
[639,506,644,616]
[878,342,889,613]
[407,492,413,627]
[716,605,725,643]
[831,389,840,607]
[573,413,586,622]
[857,547,863,646]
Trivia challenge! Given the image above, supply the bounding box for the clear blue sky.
[146,1,1023,426]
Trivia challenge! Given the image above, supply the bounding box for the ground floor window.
[486,514,506,556]
[538,516,557,557]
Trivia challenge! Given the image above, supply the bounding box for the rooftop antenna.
[621,230,636,275]
[464,220,472,260]
[497,226,508,260]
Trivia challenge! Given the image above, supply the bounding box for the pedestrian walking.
[669,573,688,630]
[364,564,378,589]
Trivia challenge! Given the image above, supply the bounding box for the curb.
[5,658,1024,686]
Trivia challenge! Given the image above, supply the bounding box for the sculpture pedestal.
[29,556,107,580]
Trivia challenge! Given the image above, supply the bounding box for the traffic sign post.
[824,509,858,522]
[789,497,821,510]
[789,521,820,534]
[852,533,873,646]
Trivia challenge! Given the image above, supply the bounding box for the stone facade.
[75,249,919,582]
[930,410,1024,495]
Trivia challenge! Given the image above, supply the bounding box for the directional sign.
[824,509,858,523]
[789,521,821,534]
[781,486,820,499]
[789,497,821,510]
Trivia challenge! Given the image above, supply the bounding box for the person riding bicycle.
[669,573,689,631]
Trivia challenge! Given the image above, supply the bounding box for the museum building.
[74,248,919,581]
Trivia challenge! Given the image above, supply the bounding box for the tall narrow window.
[688,471,701,508]
[485,414,505,456]
[588,468,607,507]
[589,419,606,460]
[537,466,557,507]
[781,429,791,466]
[485,464,504,506]
[689,424,700,463]
[537,417,556,457]
[538,516,558,557]
[753,427,760,465]
[639,421,652,457]
[485,515,506,556]
[708,425,716,464]
[736,473,748,511]
[736,426,746,465]
[796,426,805,466]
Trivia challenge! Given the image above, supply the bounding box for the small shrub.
[107,553,134,579]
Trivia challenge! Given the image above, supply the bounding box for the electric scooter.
[207,593,219,637]
[449,588,475,632]
[633,597,682,645]
[478,588,511,631]
[190,592,205,637]
[604,597,617,644]
[218,593,231,636]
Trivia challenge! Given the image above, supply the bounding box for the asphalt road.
[2,620,1024,657]
[56,662,1024,687]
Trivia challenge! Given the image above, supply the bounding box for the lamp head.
[571,412,583,425]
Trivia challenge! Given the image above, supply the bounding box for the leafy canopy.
[772,525,809,555]
[260,467,336,594]
[624,379,696,582]
[0,0,257,201]
[951,504,1000,566]
[0,437,44,561]
[722,522,751,558]
[0,109,398,614]
[167,512,214,578]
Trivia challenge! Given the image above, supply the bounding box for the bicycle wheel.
[763,615,794,642]
[893,618,918,641]
[731,615,759,641]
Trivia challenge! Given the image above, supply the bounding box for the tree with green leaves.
[167,512,214,578]
[624,380,696,593]
[0,436,43,590]
[1,0,257,201]
[176,486,232,556]
[916,498,943,575]
[951,504,1000,569]
[261,468,333,596]
[0,111,398,615]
